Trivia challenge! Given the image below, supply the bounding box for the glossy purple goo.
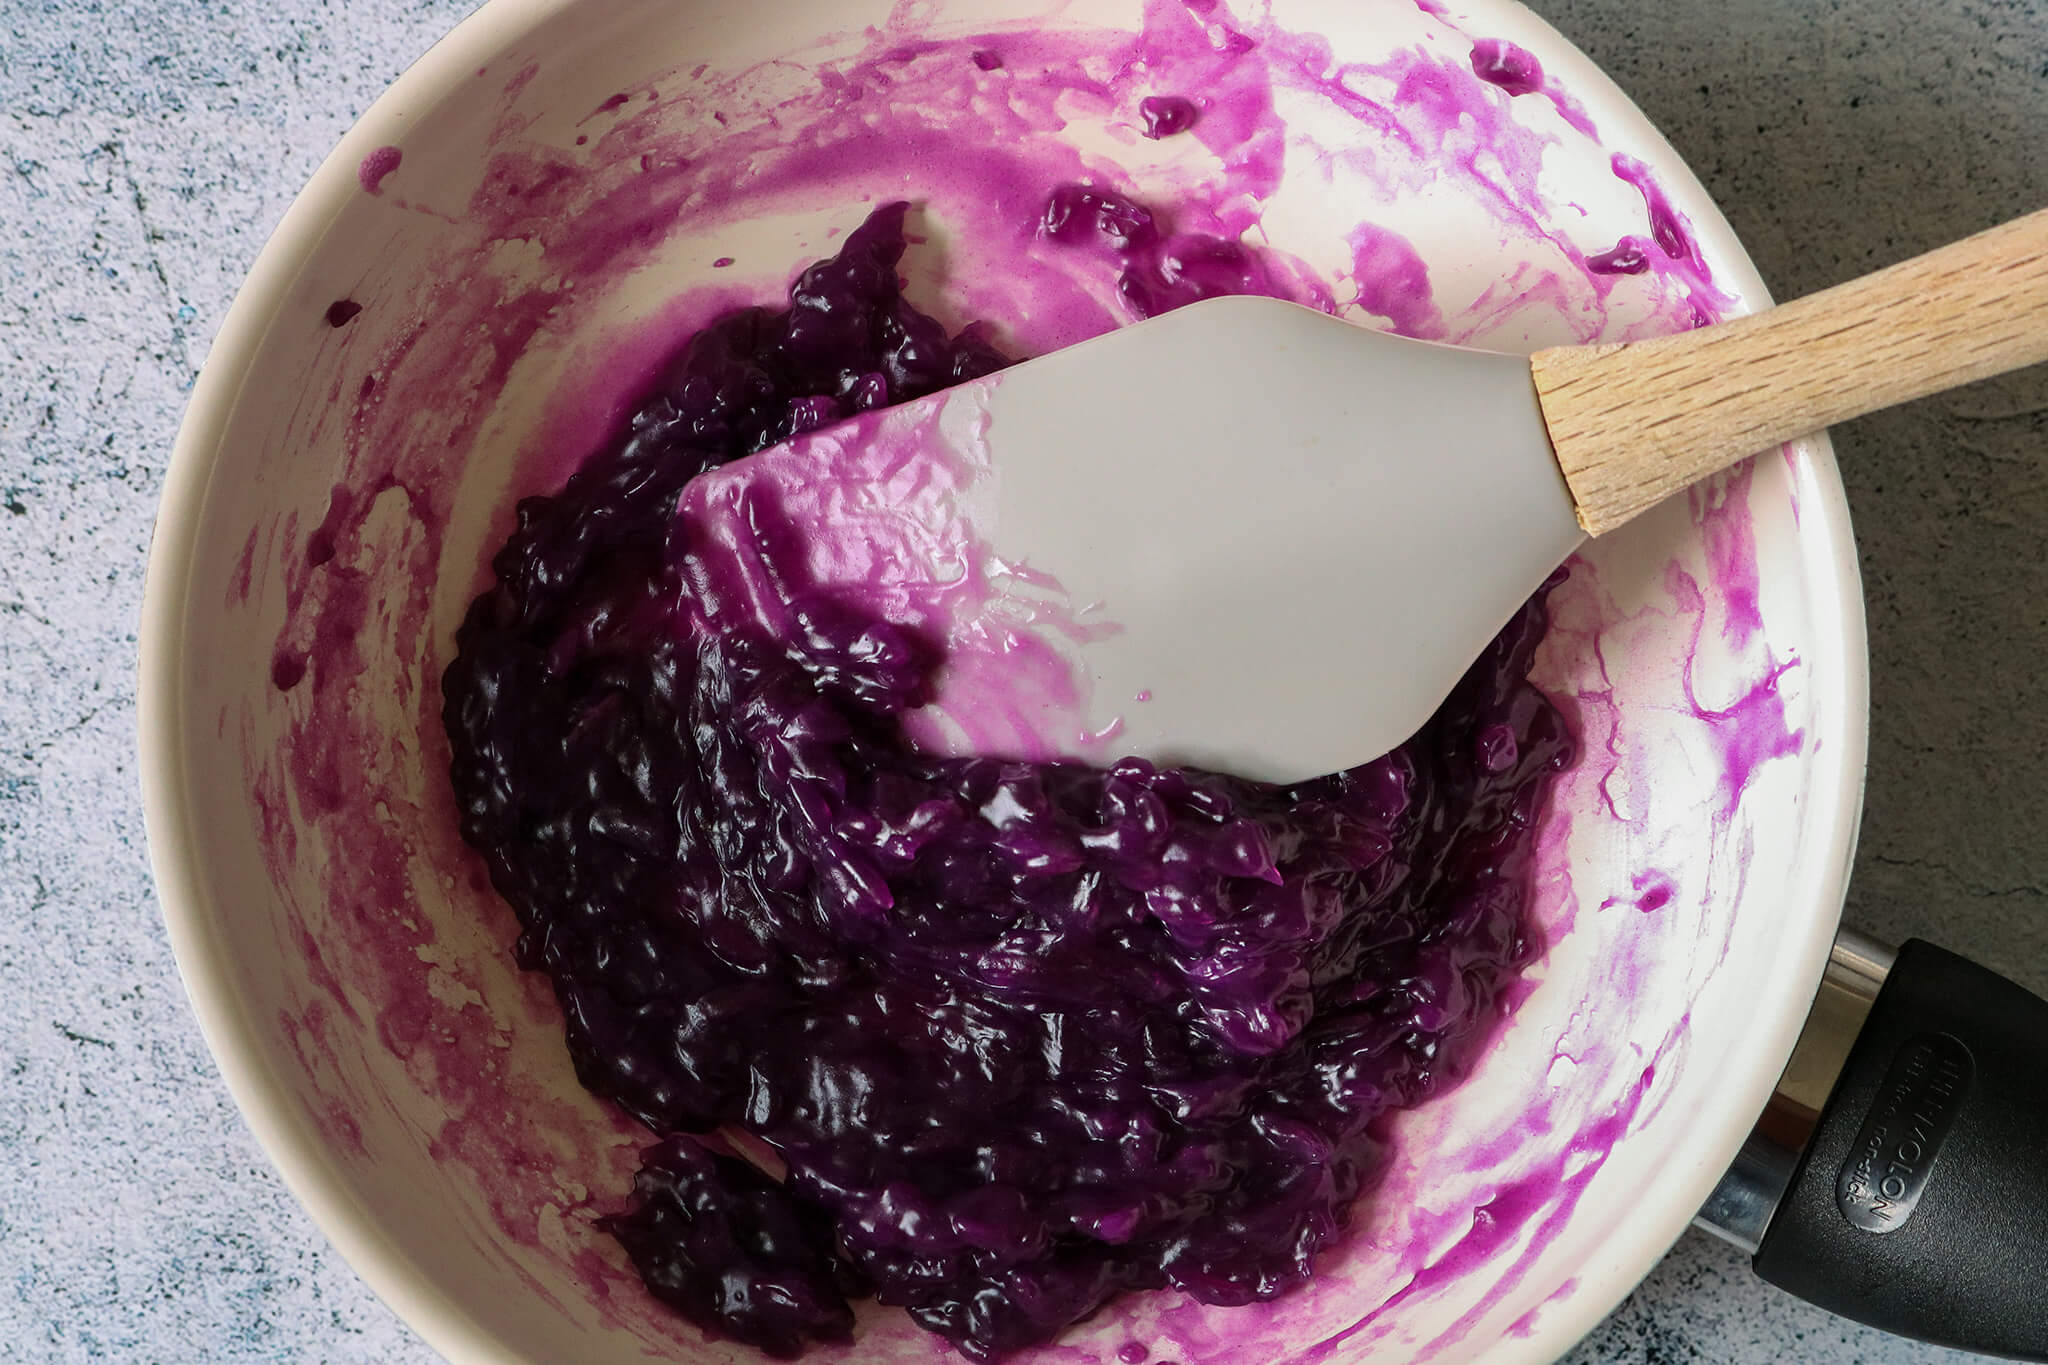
[1036,183,1277,320]
[442,201,1573,1359]
[1138,94,1200,138]
[357,143,402,194]
[1586,237,1652,276]
[1467,38,1543,98]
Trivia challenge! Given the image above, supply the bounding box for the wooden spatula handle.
[1531,206,2048,535]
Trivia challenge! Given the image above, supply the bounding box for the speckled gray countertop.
[4,0,2044,1359]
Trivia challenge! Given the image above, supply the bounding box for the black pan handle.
[1744,938,2048,1359]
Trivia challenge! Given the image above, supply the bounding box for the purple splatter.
[1469,39,1543,97]
[1139,94,1200,138]
[1587,236,1652,275]
[1346,222,1447,339]
[357,145,402,195]
[1613,153,1699,263]
[271,651,308,692]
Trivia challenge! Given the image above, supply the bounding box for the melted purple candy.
[1138,94,1200,139]
[606,1138,866,1356]
[1467,39,1543,98]
[443,200,1573,1358]
[1611,154,1700,264]
[1587,236,1653,276]
[1036,182,1278,320]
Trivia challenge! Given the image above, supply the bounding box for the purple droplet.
[1611,155,1698,262]
[357,145,402,195]
[1139,95,1200,139]
[1160,233,1258,298]
[1469,39,1543,96]
[1587,237,1651,275]
[271,652,307,691]
[1631,871,1677,913]
[1477,723,1519,773]
[1648,201,1693,260]
[847,372,889,410]
[971,49,1003,71]
[712,256,735,268]
[1038,184,1157,250]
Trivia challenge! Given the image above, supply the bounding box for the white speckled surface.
[3,0,2044,1360]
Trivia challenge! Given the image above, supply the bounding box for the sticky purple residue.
[1614,152,1698,262]
[356,144,402,195]
[1031,176,1299,323]
[1477,722,1519,773]
[1623,870,1678,913]
[972,48,1003,70]
[1587,236,1652,275]
[1697,462,1768,647]
[270,650,307,692]
[1039,182,1160,251]
[1139,93,1200,138]
[1469,39,1543,97]
[324,299,363,328]
[1118,228,1274,318]
[302,486,353,567]
[1346,222,1447,339]
[1689,649,1806,820]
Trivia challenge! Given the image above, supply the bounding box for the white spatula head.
[678,295,1584,785]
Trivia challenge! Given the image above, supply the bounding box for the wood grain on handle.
[1531,207,2048,536]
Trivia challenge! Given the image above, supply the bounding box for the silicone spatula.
[734,208,2048,783]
